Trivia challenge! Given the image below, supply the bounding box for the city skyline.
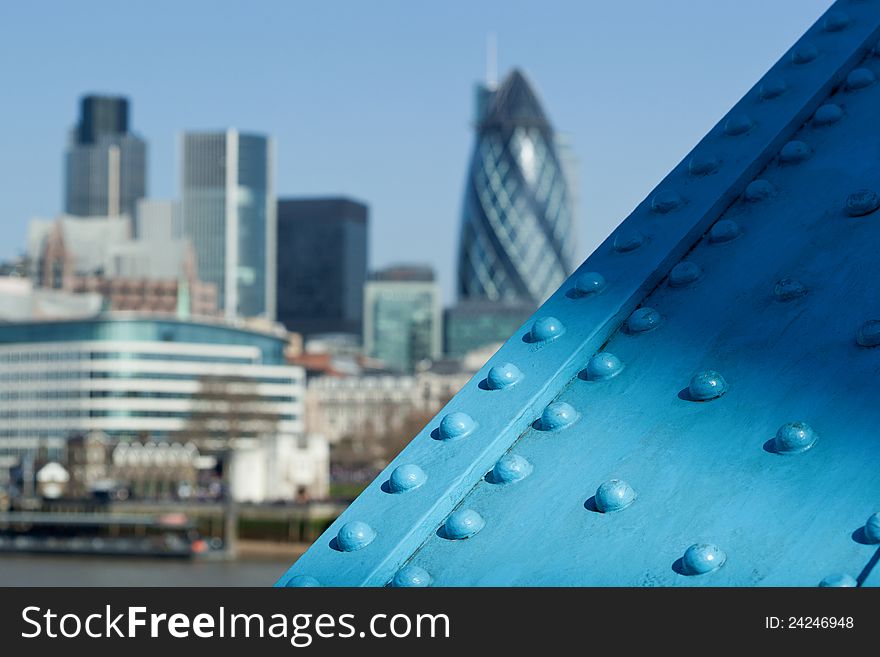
[0,1,834,302]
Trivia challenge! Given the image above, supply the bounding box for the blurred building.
[0,276,103,322]
[180,130,275,320]
[27,213,217,316]
[65,94,147,218]
[363,265,442,373]
[444,299,534,358]
[276,197,368,338]
[134,198,179,241]
[457,69,576,305]
[0,314,326,501]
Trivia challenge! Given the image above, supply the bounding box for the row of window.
[0,390,297,402]
[0,371,297,385]
[0,409,298,420]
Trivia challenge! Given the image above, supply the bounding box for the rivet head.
[391,565,432,587]
[574,271,606,296]
[846,67,876,91]
[539,401,578,431]
[438,411,476,440]
[668,261,702,287]
[819,574,857,588]
[822,11,850,33]
[626,307,662,333]
[491,453,533,484]
[744,179,775,202]
[443,509,485,540]
[791,42,819,65]
[845,189,880,217]
[336,521,376,552]
[779,140,811,164]
[774,422,818,454]
[688,153,720,176]
[864,512,880,543]
[529,316,565,342]
[813,103,843,126]
[709,219,741,243]
[595,479,637,513]
[285,575,321,587]
[682,543,726,575]
[774,278,807,302]
[585,352,624,380]
[857,320,880,347]
[486,362,524,390]
[388,464,427,493]
[688,370,728,401]
[613,227,645,252]
[759,77,787,100]
[723,113,754,136]
[651,189,684,214]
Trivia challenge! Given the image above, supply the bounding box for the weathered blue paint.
[490,454,532,485]
[387,464,427,494]
[335,521,376,552]
[390,565,432,588]
[486,363,524,390]
[277,0,880,587]
[594,479,637,514]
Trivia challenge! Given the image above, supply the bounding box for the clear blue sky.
[0,0,832,303]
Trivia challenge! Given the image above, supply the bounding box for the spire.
[486,33,498,90]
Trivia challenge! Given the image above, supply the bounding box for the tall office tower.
[180,130,275,319]
[457,69,577,305]
[276,197,368,338]
[64,94,147,218]
[363,265,442,373]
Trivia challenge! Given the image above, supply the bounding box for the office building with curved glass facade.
[0,315,302,463]
[457,69,577,305]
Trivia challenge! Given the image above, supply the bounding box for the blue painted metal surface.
[279,1,880,586]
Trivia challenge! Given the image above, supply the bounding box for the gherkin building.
[457,68,577,305]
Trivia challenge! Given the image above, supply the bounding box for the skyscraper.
[276,197,368,338]
[180,130,275,319]
[457,69,577,305]
[364,265,442,373]
[64,95,147,218]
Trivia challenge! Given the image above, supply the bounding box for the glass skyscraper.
[64,95,147,218]
[457,69,577,305]
[180,130,275,320]
[276,197,368,338]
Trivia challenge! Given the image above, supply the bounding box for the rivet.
[668,261,702,287]
[585,352,624,380]
[822,11,850,33]
[438,411,476,440]
[819,574,857,587]
[774,421,818,454]
[626,307,662,333]
[708,219,741,243]
[594,479,637,513]
[779,140,811,164]
[864,512,880,543]
[285,575,321,587]
[689,153,720,176]
[812,103,843,126]
[336,521,376,552]
[791,42,819,65]
[574,271,606,296]
[443,509,485,540]
[539,401,578,431]
[613,227,645,252]
[486,363,524,390]
[744,179,775,202]
[391,565,432,587]
[688,370,728,401]
[529,316,565,342]
[723,113,754,136]
[774,278,807,301]
[651,189,684,214]
[845,189,880,217]
[491,453,533,484]
[846,67,876,90]
[388,464,427,493]
[857,320,880,347]
[759,77,787,100]
[682,543,726,575]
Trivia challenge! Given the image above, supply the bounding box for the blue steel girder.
[279,1,880,587]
